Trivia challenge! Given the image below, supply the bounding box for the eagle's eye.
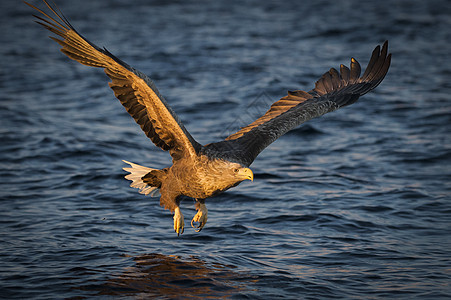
[234,168,239,173]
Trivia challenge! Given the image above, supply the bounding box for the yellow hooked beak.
[237,168,254,181]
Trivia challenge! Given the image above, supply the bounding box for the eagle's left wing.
[203,42,391,166]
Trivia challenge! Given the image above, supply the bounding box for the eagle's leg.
[191,199,208,232]
[173,207,184,236]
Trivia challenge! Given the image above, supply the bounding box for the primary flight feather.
[27,0,391,235]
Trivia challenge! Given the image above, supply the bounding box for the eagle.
[27,1,391,235]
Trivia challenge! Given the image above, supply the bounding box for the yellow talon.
[191,202,208,232]
[173,207,184,236]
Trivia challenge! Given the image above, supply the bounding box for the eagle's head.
[231,165,254,182]
[208,159,254,187]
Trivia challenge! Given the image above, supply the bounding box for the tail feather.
[122,160,161,197]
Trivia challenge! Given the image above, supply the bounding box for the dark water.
[1,0,450,298]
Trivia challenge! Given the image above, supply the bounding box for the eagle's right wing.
[27,0,201,161]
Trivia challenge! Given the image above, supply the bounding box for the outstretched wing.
[27,0,200,161]
[203,42,391,166]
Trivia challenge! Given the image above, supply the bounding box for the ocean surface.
[1,0,450,299]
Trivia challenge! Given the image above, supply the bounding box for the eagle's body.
[145,155,250,204]
[27,1,391,235]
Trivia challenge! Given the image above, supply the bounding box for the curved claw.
[173,207,184,236]
[191,202,208,232]
[191,219,204,232]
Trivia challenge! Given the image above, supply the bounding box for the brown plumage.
[27,0,391,235]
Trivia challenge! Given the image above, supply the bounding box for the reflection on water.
[95,253,251,298]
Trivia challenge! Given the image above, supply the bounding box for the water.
[1,0,450,298]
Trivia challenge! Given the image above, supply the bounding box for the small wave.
[256,214,318,224]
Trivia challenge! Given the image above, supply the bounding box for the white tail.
[122,160,161,197]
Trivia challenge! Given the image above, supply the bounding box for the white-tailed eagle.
[27,1,391,235]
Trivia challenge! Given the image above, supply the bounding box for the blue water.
[1,0,450,299]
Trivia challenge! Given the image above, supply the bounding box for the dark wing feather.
[203,42,391,166]
[27,0,200,160]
